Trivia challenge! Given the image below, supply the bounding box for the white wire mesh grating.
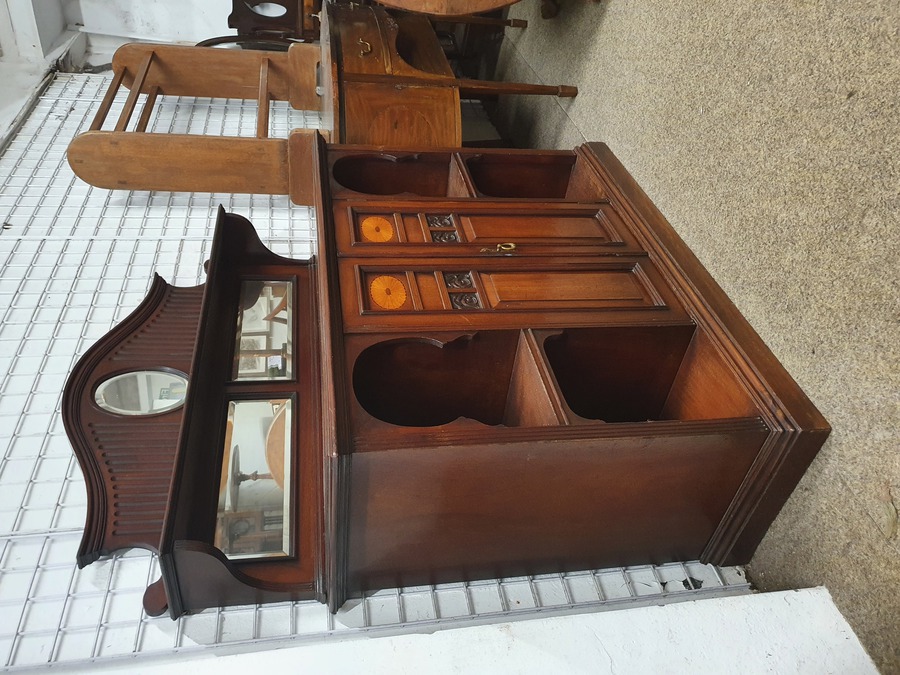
[0,73,751,670]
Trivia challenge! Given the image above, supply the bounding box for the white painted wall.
[0,0,72,143]
[0,1,17,59]
[62,0,230,44]
[1,0,231,130]
[31,0,67,55]
[3,0,67,60]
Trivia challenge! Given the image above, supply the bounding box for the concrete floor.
[492,1,899,670]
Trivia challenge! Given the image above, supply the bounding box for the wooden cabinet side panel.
[578,142,831,563]
[68,133,289,196]
[346,427,768,591]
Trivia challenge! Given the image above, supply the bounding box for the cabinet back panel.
[542,325,696,422]
[331,153,455,196]
[466,154,576,199]
[352,331,521,426]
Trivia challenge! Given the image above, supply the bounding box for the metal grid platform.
[0,73,751,670]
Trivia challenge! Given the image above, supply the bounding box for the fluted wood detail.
[63,277,203,566]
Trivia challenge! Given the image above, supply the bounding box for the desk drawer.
[337,255,690,333]
[335,6,386,75]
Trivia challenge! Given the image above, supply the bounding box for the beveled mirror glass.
[233,280,293,381]
[215,398,292,560]
[94,370,188,416]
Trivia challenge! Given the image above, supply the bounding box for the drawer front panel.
[338,257,689,332]
[481,270,649,310]
[335,8,386,75]
[333,203,640,255]
[461,212,617,243]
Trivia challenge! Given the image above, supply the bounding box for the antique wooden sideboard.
[63,136,829,617]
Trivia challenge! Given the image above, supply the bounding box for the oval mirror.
[94,370,188,416]
[247,2,288,17]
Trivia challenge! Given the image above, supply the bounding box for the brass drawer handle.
[358,38,372,57]
[480,242,517,254]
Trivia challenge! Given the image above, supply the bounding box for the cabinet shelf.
[348,322,762,435]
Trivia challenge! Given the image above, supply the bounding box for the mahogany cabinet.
[318,141,828,603]
[63,137,829,616]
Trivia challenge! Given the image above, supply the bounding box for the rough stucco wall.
[493,1,899,670]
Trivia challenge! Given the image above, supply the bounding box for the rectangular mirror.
[232,280,293,381]
[215,398,292,559]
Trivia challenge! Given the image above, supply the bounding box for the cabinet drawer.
[338,256,690,332]
[333,202,642,255]
[335,6,386,75]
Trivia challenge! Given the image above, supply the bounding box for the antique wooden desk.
[64,136,829,616]
[66,2,575,197]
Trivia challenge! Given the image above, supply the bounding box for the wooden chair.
[66,43,321,204]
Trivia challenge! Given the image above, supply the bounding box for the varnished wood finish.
[160,208,324,616]
[329,4,576,146]
[376,0,518,15]
[330,4,462,147]
[68,132,290,196]
[315,139,830,605]
[288,129,317,206]
[227,0,322,43]
[65,135,828,617]
[113,43,295,100]
[65,9,578,197]
[336,256,690,332]
[62,276,202,567]
[65,209,325,617]
[309,134,353,612]
[347,421,770,589]
[574,145,831,565]
[331,201,635,257]
[66,42,323,202]
[288,43,322,111]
